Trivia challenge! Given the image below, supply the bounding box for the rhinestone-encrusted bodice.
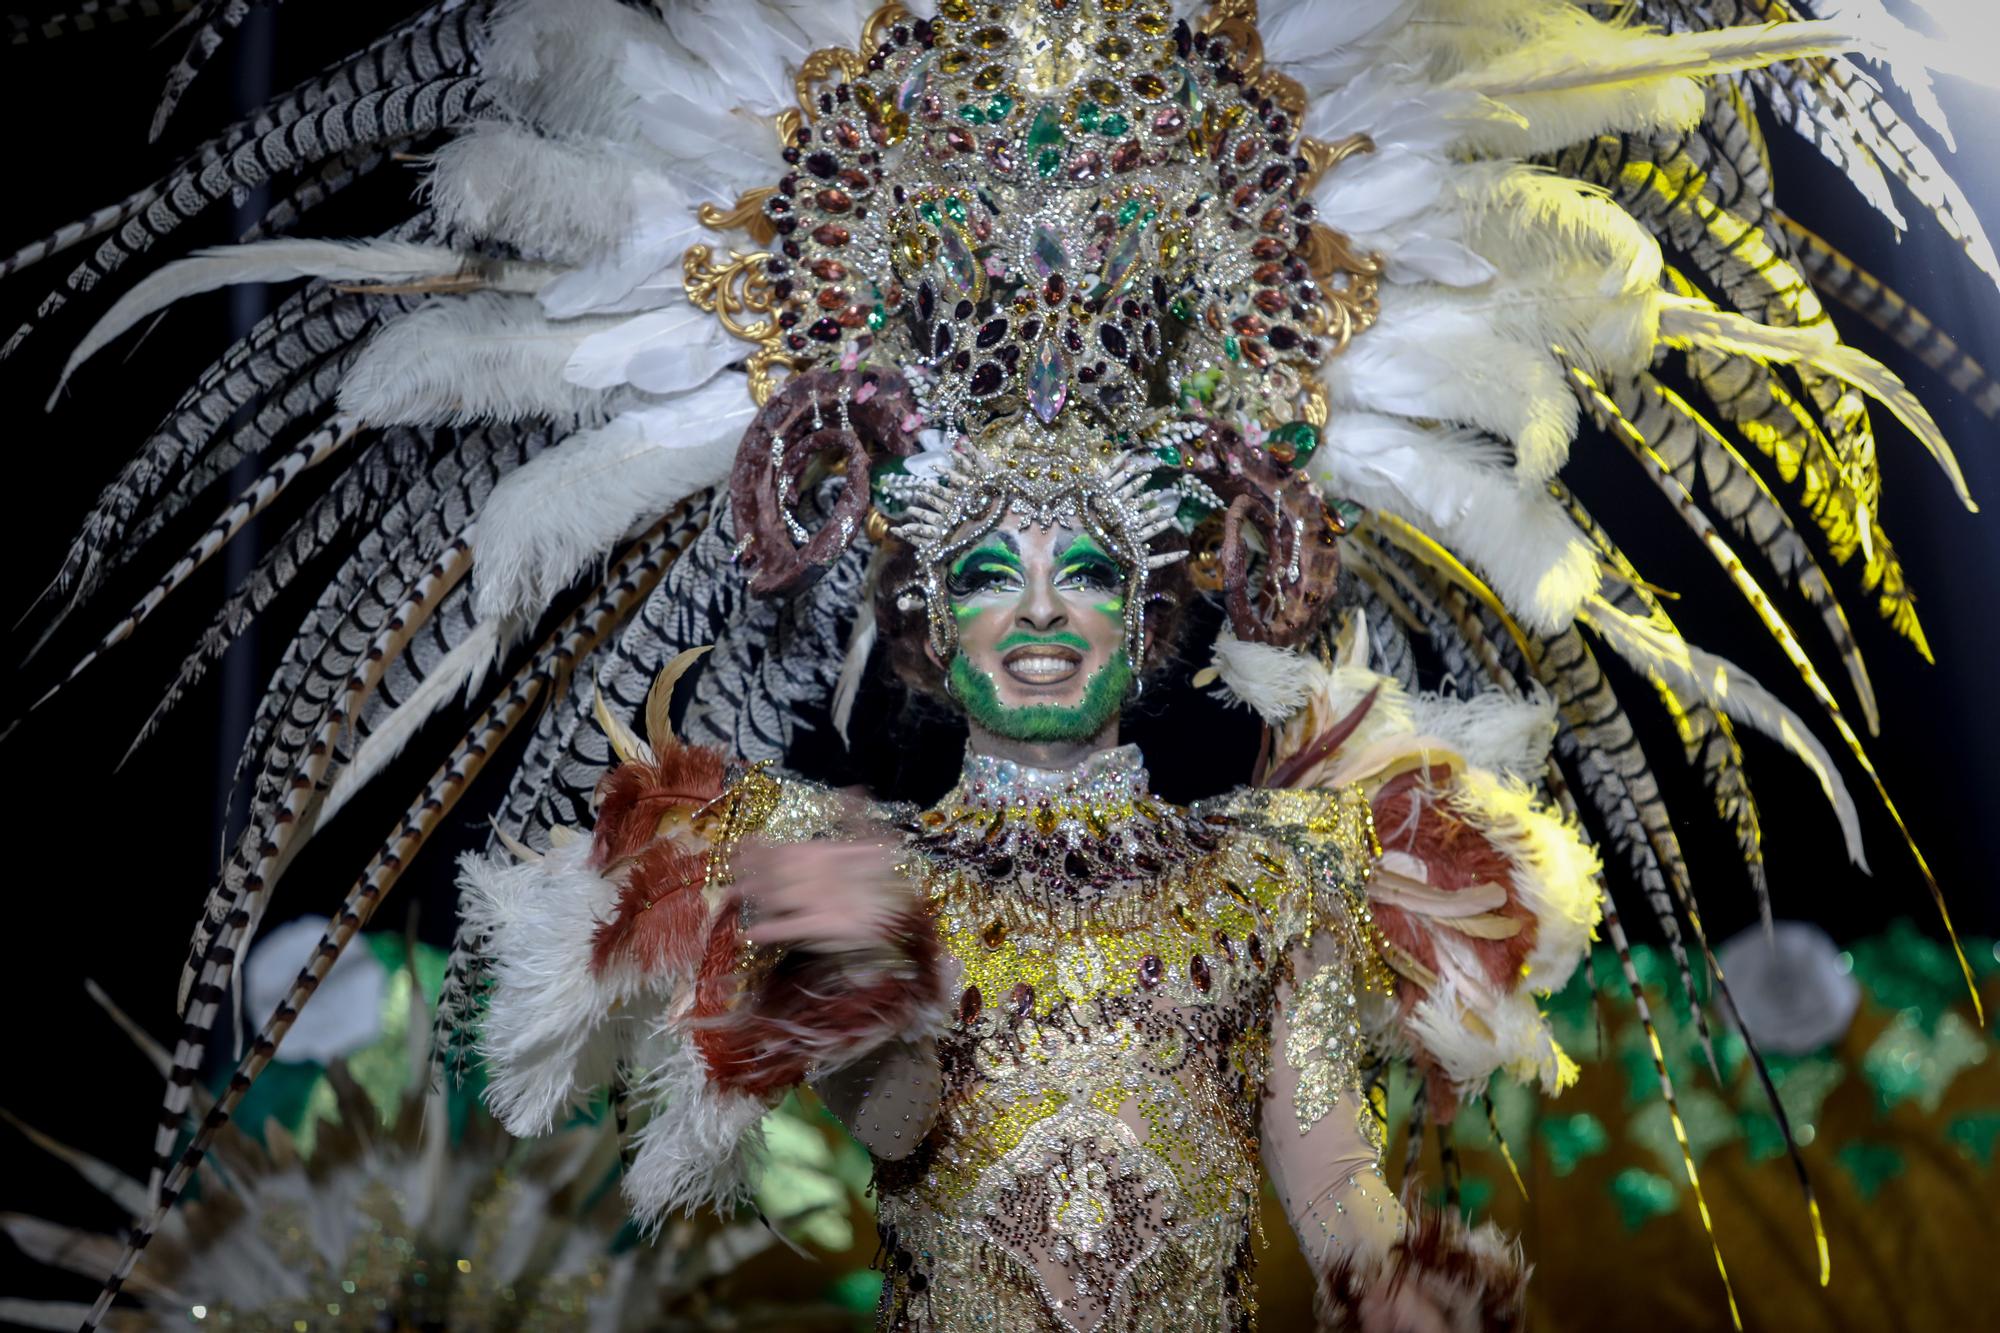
[870,748,1375,1332]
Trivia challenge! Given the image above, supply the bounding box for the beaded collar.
[907,743,1222,922]
[949,743,1150,814]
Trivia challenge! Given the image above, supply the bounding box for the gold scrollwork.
[682,244,797,405]
[1298,131,1375,194]
[696,186,779,246]
[862,1,913,52]
[795,47,869,119]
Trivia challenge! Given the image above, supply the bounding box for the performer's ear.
[924,641,945,672]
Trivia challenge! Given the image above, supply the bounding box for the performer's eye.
[948,547,1025,599]
[1055,549,1122,593]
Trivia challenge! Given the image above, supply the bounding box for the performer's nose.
[1017,577,1067,631]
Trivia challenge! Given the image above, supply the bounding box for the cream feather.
[1206,630,1316,724]
[337,292,619,428]
[563,298,740,395]
[1657,300,1976,509]
[54,240,474,402]
[1454,19,1864,98]
[481,0,674,142]
[831,596,877,745]
[623,1031,769,1226]
[318,622,503,825]
[470,379,754,625]
[1577,595,1868,870]
[456,840,634,1136]
[425,124,640,263]
[1320,287,1580,480]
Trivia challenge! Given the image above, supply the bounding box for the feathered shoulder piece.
[1214,613,1602,1119]
[457,648,944,1226]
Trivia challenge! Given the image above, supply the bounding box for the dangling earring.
[1131,673,1145,700]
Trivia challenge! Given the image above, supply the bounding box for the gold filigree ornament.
[680,244,794,406]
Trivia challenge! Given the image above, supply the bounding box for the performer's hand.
[736,837,914,953]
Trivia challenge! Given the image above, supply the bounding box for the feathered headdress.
[5,0,1995,1326]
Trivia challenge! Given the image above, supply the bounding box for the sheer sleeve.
[1261,927,1406,1276]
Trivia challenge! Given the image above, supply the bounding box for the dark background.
[0,0,1995,1320]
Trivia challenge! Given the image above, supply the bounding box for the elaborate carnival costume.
[7,0,1995,1329]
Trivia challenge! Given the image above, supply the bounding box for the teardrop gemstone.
[938,225,982,300]
[1098,223,1146,298]
[1027,340,1069,424]
[1030,222,1068,281]
[895,52,934,113]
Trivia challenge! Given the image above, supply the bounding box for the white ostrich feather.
[55,240,474,402]
[537,169,716,319]
[482,0,674,142]
[1320,286,1580,481]
[623,1034,768,1226]
[338,292,618,428]
[1206,630,1316,724]
[1310,411,1601,632]
[425,124,641,263]
[1260,0,1412,97]
[1658,300,1975,509]
[471,377,755,625]
[564,298,740,395]
[1577,595,1868,869]
[1408,691,1559,784]
[620,38,790,200]
[457,839,632,1136]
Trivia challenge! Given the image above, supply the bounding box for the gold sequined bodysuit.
[837,746,1400,1333]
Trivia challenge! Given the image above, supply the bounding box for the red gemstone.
[1190,954,1212,992]
[946,124,976,153]
[1250,237,1287,261]
[959,986,983,1023]
[1247,934,1265,969]
[811,258,848,281]
[1253,289,1288,314]
[816,188,854,213]
[813,223,852,247]
[817,287,850,309]
[834,120,863,149]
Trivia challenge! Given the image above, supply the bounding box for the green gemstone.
[1076,101,1101,132]
[917,201,941,226]
[1116,199,1142,227]
[1152,444,1183,467]
[1268,420,1321,463]
[1176,495,1215,528]
[1027,105,1065,150]
[1100,113,1129,137]
[1167,297,1192,321]
[987,93,1014,120]
[942,196,968,224]
[1035,147,1061,178]
[958,103,985,125]
[1223,335,1241,363]
[867,304,886,331]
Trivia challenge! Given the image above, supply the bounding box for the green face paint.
[950,650,1134,743]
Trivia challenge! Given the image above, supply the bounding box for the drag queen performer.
[13,0,1994,1329]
